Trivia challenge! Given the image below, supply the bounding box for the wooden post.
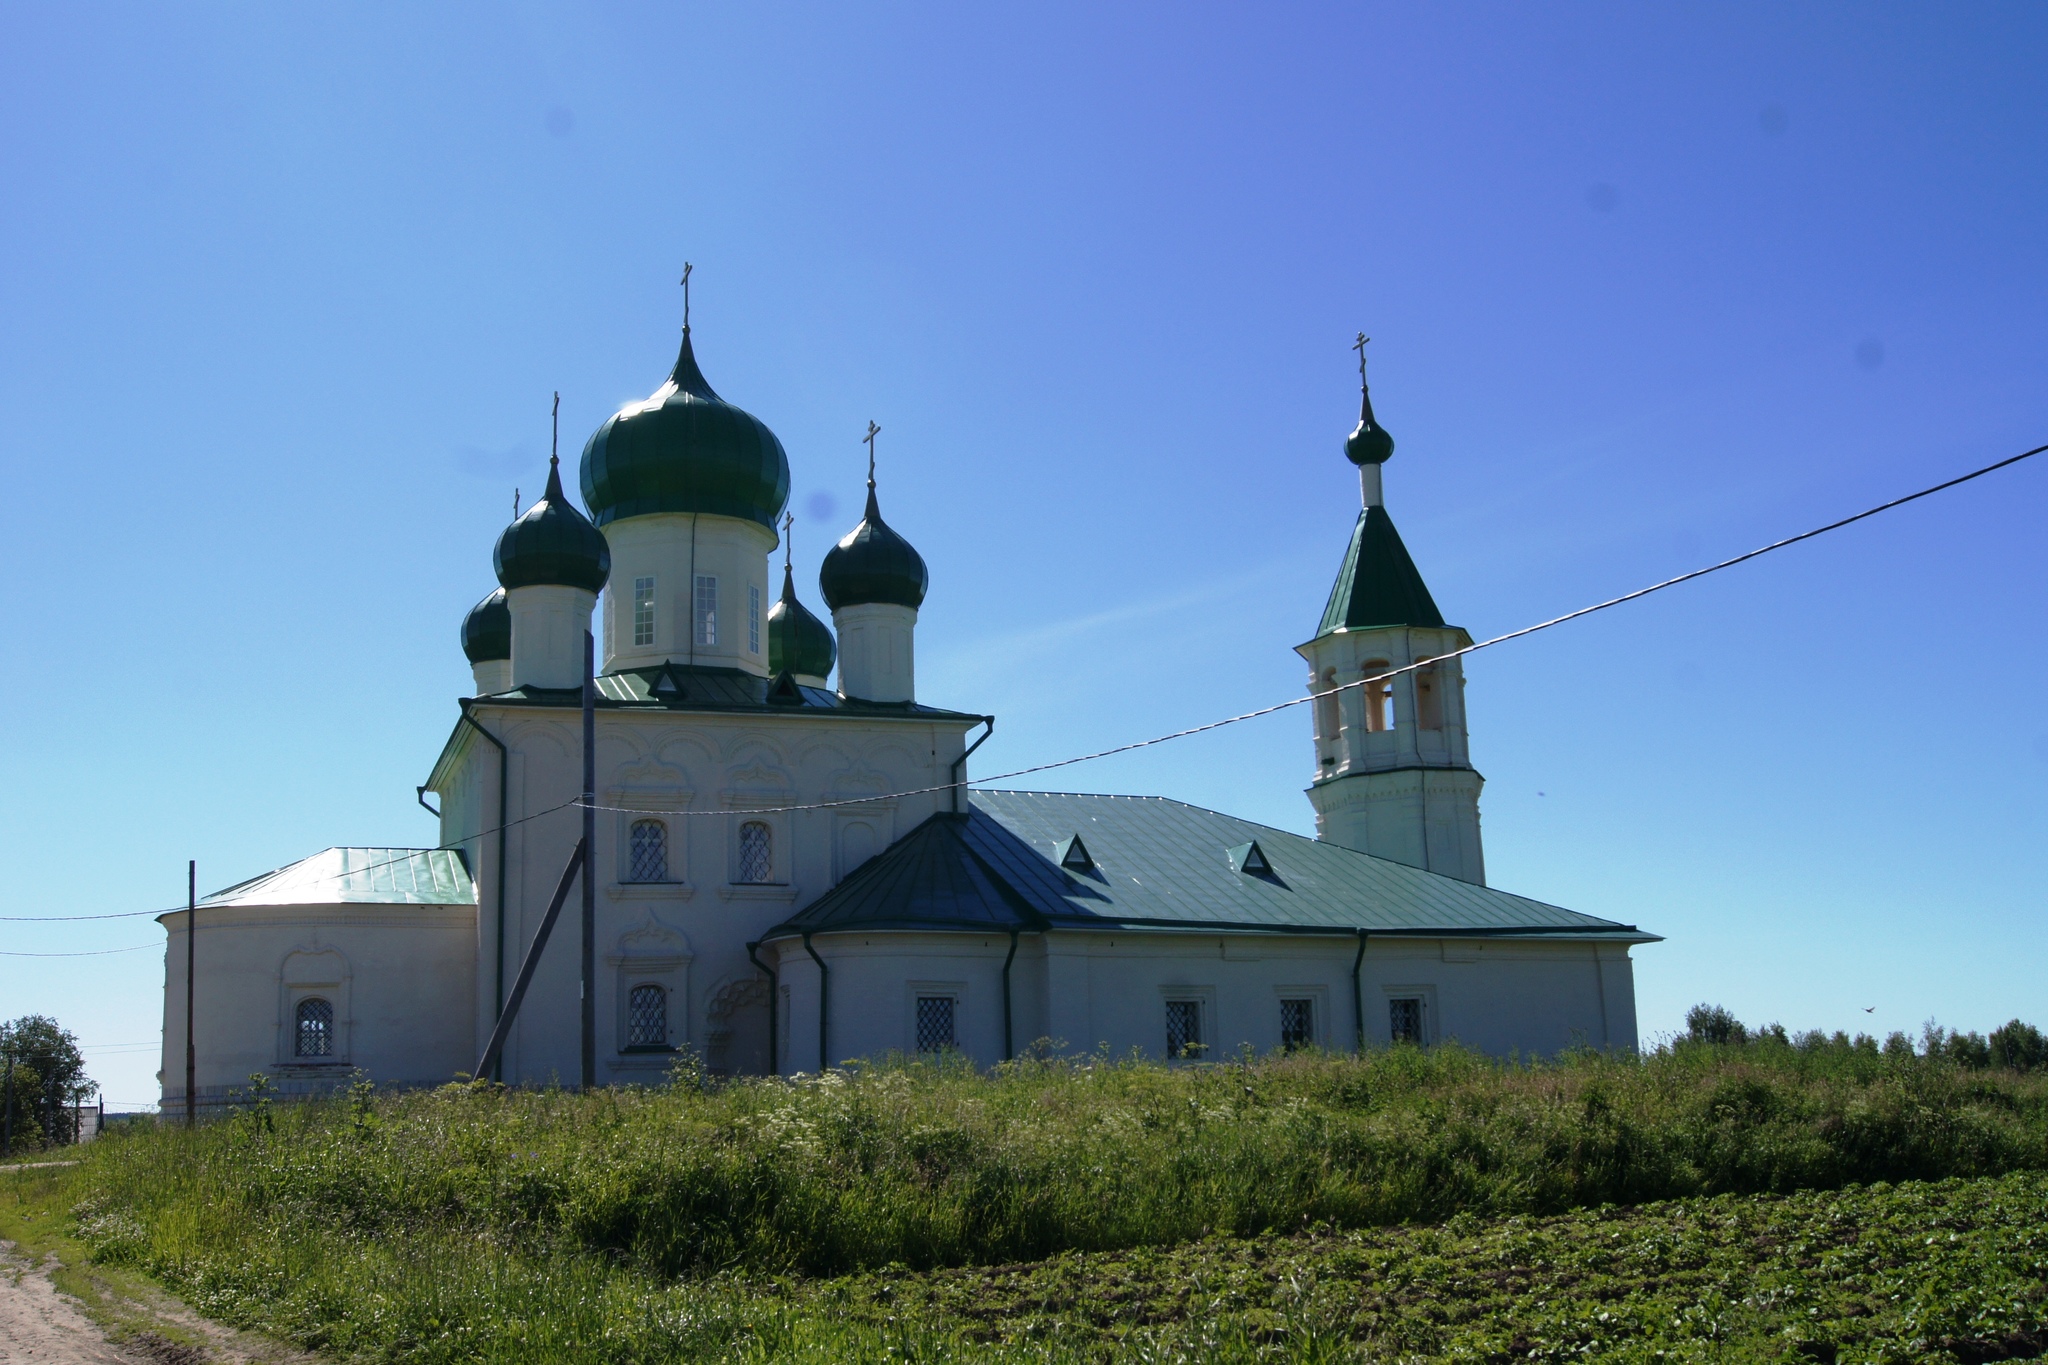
[185,860,196,1127]
[580,629,596,1090]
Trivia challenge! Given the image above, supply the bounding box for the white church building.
[159,306,1656,1103]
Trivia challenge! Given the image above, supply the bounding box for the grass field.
[6,1034,2048,1362]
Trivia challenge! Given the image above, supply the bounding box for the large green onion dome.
[768,563,837,679]
[579,329,791,530]
[461,588,511,663]
[819,483,928,610]
[494,458,612,593]
[1344,376,1395,466]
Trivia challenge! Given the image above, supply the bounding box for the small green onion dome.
[579,329,791,531]
[1344,379,1396,466]
[461,588,511,663]
[493,458,612,593]
[819,484,928,611]
[768,563,837,679]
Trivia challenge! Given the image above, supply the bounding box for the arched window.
[627,819,668,883]
[1361,661,1394,732]
[1312,668,1340,746]
[295,997,334,1058]
[627,983,668,1049]
[737,821,774,884]
[1414,659,1444,730]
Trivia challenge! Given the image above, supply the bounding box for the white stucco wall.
[435,700,978,1085]
[766,929,1640,1073]
[158,903,476,1105]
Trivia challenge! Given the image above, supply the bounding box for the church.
[158,302,1656,1104]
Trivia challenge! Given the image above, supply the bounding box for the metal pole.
[580,629,596,1090]
[185,860,196,1127]
[3,1047,14,1158]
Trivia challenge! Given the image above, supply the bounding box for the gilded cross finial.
[864,420,881,487]
[550,391,560,470]
[680,263,693,331]
[1353,332,1371,386]
[513,487,520,518]
[783,510,794,572]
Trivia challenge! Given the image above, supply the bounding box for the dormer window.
[1227,841,1272,876]
[1055,834,1094,872]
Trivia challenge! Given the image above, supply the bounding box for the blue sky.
[2,4,2042,1108]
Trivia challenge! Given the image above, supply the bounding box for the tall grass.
[73,1039,2048,1283]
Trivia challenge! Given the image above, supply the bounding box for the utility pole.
[3,1044,14,1157]
[580,628,596,1090]
[185,860,196,1128]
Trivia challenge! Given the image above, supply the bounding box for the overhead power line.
[4,439,2041,928]
[577,439,2048,818]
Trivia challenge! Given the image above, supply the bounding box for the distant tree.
[1,1016,94,1149]
[1989,1020,2047,1073]
[1684,1004,1748,1046]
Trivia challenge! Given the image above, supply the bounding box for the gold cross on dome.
[1352,332,1371,381]
[680,262,693,329]
[783,510,794,570]
[864,420,881,484]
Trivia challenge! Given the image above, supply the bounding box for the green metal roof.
[579,328,791,531]
[461,587,510,663]
[1316,506,1446,636]
[768,563,837,679]
[494,459,611,593]
[819,483,928,610]
[767,790,1655,942]
[189,848,475,909]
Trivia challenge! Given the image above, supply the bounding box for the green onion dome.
[493,458,612,593]
[461,588,511,663]
[768,563,837,679]
[579,329,791,530]
[1344,378,1395,466]
[819,484,928,611]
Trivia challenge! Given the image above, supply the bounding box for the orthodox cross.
[550,390,560,471]
[1352,332,1371,386]
[680,262,693,330]
[864,420,881,485]
[513,488,520,518]
[783,510,795,572]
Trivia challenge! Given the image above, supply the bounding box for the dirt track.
[0,1241,303,1365]
[0,1244,132,1363]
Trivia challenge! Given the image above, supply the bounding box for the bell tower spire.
[1296,340,1486,884]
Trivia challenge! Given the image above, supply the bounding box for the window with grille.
[627,983,668,1048]
[1390,997,1424,1045]
[694,574,718,647]
[915,995,956,1053]
[295,997,334,1058]
[749,584,761,655]
[1166,1000,1203,1058]
[627,819,668,883]
[633,576,656,648]
[737,821,773,884]
[1280,998,1314,1050]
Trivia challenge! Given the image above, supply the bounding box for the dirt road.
[0,1242,303,1365]
[0,1245,134,1363]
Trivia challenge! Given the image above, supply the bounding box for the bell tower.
[1297,339,1485,884]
